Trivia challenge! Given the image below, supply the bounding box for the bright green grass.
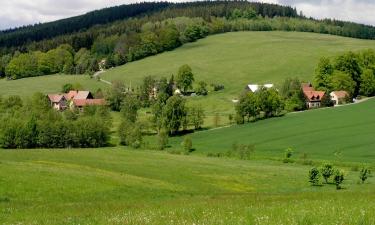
[168,98,375,164]
[0,74,106,97]
[101,31,375,117]
[0,148,374,224]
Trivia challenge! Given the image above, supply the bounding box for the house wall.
[330,94,339,106]
[308,102,321,108]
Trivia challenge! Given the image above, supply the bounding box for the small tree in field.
[182,136,193,154]
[360,167,371,184]
[333,169,345,190]
[157,129,169,150]
[283,148,293,163]
[320,163,334,183]
[309,167,320,186]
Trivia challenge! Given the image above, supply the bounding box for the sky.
[1,0,375,30]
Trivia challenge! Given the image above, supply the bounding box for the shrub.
[118,120,143,149]
[309,167,320,186]
[333,169,345,190]
[182,136,193,153]
[283,147,294,163]
[320,163,334,183]
[157,129,169,150]
[210,83,225,91]
[360,167,371,184]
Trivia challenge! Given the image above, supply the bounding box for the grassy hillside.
[0,74,106,97]
[168,98,375,163]
[0,148,374,224]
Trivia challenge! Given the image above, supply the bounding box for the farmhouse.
[48,90,106,111]
[330,91,349,106]
[48,94,67,111]
[246,84,274,92]
[302,83,325,109]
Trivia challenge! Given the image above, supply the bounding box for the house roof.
[331,91,349,98]
[73,99,106,107]
[304,91,325,101]
[302,83,314,92]
[74,91,92,100]
[48,94,66,103]
[64,90,78,101]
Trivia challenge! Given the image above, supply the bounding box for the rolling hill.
[168,97,375,163]
[1,31,373,124]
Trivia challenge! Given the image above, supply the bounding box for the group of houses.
[302,83,349,108]
[48,90,106,111]
[245,83,349,109]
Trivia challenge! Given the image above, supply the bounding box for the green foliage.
[333,169,345,190]
[188,104,205,130]
[105,81,126,111]
[182,136,193,153]
[314,57,333,92]
[309,167,320,186]
[195,81,208,96]
[330,70,356,97]
[280,78,306,112]
[359,167,371,184]
[230,8,257,20]
[177,64,195,93]
[157,129,169,150]
[320,163,334,183]
[120,93,140,123]
[359,69,375,96]
[118,119,143,149]
[228,143,255,160]
[62,83,74,93]
[283,147,294,163]
[6,52,40,79]
[162,95,187,134]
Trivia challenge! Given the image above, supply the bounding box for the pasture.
[0,148,374,224]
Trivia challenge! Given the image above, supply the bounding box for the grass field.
[167,98,375,164]
[0,148,374,224]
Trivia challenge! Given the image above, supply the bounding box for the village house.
[330,91,349,106]
[302,83,325,109]
[245,84,274,92]
[48,90,105,111]
[48,94,67,111]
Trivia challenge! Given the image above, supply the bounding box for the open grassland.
[0,74,106,97]
[168,98,375,164]
[0,148,374,224]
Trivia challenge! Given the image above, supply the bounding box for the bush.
[320,163,334,183]
[157,129,169,150]
[360,167,371,184]
[283,147,294,163]
[308,167,320,186]
[182,136,193,153]
[333,169,345,190]
[210,83,225,91]
[118,120,143,149]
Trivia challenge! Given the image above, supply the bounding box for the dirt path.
[93,70,112,85]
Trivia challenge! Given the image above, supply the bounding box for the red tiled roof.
[74,91,92,100]
[332,91,349,99]
[73,99,106,107]
[48,94,65,103]
[64,91,78,101]
[302,83,314,92]
[304,91,325,101]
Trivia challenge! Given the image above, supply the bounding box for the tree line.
[0,93,111,148]
[314,49,375,98]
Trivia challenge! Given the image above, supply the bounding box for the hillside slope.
[169,98,375,163]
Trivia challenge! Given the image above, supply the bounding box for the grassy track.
[0,148,374,224]
[168,98,375,163]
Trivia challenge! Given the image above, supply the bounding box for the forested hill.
[1,1,375,80]
[0,1,298,50]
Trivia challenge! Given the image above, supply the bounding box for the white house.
[330,91,349,106]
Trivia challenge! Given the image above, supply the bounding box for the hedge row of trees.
[314,49,375,97]
[235,87,284,124]
[0,93,111,148]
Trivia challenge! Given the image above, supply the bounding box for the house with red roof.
[48,90,105,111]
[47,94,67,111]
[302,83,326,109]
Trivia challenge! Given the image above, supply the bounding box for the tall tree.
[177,64,195,93]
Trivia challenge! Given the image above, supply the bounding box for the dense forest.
[1,1,375,80]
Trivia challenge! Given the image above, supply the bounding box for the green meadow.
[0,148,374,224]
[169,98,375,163]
